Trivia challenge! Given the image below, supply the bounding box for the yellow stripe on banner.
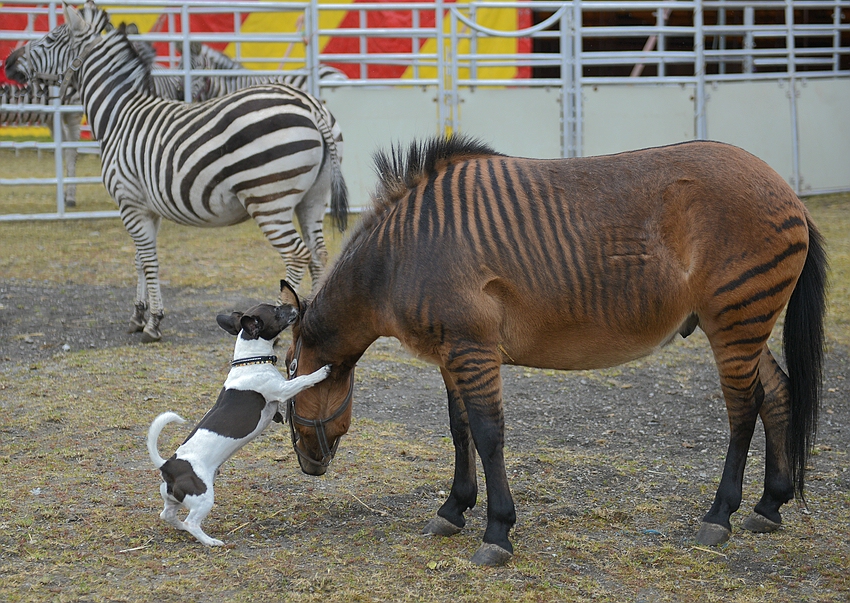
[99,6,161,33]
[404,4,521,82]
[0,126,52,139]
[236,0,356,70]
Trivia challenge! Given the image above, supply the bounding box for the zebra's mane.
[94,25,157,96]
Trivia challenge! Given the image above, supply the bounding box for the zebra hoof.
[470,543,513,566]
[422,515,463,537]
[141,325,162,343]
[140,312,164,343]
[128,302,147,333]
[743,513,781,534]
[128,317,146,334]
[696,522,732,546]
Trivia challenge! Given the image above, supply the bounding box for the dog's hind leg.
[182,495,223,547]
[159,484,185,530]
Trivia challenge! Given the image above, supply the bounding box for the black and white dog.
[146,301,329,546]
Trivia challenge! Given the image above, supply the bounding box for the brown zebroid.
[281,136,827,566]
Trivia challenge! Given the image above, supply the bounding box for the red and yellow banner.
[2,1,532,84]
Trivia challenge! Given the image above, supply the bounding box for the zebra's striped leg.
[743,348,794,533]
[247,205,312,292]
[697,341,766,545]
[128,250,148,333]
[122,209,165,342]
[294,196,329,287]
[61,111,81,208]
[443,344,515,566]
[296,159,335,284]
[423,367,478,537]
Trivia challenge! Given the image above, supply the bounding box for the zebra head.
[4,0,110,87]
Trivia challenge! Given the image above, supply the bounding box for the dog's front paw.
[319,365,332,379]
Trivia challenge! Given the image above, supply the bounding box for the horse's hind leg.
[743,347,795,533]
[698,340,766,546]
[423,367,478,538]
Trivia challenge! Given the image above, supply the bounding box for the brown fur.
[282,136,827,565]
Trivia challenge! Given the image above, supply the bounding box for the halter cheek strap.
[285,337,354,468]
[56,41,98,102]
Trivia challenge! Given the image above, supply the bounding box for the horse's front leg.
[444,347,515,566]
[423,367,478,537]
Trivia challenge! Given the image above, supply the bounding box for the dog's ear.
[216,312,243,336]
[279,280,300,311]
[240,315,264,340]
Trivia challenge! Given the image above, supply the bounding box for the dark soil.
[2,278,847,463]
[2,277,848,598]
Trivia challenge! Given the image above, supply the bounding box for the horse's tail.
[783,219,828,499]
[147,412,186,469]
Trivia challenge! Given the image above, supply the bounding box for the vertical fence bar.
[786,0,801,192]
[694,0,707,140]
[181,4,192,103]
[305,1,319,99]
[449,3,459,134]
[573,0,582,157]
[560,4,572,158]
[48,1,64,213]
[436,0,447,135]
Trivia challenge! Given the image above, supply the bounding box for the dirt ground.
[1,277,848,601]
[2,277,848,458]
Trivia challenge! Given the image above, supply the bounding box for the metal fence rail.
[1,0,848,220]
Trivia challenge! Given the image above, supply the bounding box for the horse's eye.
[289,359,298,375]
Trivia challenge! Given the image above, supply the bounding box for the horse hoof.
[696,522,732,546]
[422,515,462,537]
[743,513,781,534]
[470,543,513,566]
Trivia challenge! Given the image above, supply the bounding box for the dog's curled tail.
[147,412,186,468]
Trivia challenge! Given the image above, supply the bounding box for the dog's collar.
[231,355,278,368]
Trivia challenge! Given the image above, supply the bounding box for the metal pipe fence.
[1,0,848,220]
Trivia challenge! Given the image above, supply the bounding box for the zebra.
[5,2,348,343]
[2,0,112,207]
[189,42,347,102]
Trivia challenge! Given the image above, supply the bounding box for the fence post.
[694,0,707,140]
[785,0,801,193]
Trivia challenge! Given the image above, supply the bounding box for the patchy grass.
[0,153,848,602]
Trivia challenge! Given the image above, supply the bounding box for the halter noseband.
[285,337,354,468]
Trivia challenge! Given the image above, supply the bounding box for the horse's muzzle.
[296,447,329,476]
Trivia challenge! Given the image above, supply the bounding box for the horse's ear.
[279,280,300,310]
[240,315,263,340]
[216,311,243,336]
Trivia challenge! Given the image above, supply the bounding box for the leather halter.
[54,41,99,103]
[285,337,354,468]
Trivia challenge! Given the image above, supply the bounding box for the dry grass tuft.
[1,151,848,602]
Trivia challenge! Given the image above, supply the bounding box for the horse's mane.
[345,134,500,246]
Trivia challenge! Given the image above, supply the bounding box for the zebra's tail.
[311,101,349,232]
